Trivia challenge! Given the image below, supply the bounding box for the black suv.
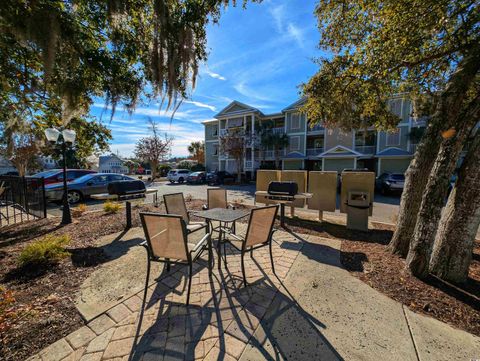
[206,171,235,185]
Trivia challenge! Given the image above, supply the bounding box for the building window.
[213,145,218,155]
[291,113,301,130]
[389,99,402,118]
[386,129,401,146]
[212,127,218,136]
[355,130,376,146]
[290,136,300,151]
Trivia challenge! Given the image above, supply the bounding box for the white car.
[167,169,191,183]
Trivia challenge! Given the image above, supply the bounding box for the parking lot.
[47,180,401,225]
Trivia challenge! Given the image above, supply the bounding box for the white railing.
[272,127,284,134]
[306,148,324,156]
[355,145,376,154]
[259,150,286,158]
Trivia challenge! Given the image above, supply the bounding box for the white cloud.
[287,23,305,48]
[234,81,276,102]
[184,100,217,112]
[205,70,226,81]
[268,4,305,48]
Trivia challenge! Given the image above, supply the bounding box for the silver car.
[45,173,135,204]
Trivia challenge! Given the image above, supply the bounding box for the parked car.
[45,173,135,204]
[206,171,236,185]
[167,169,191,183]
[32,169,96,185]
[187,171,206,184]
[375,173,405,195]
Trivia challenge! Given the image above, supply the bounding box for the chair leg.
[241,251,247,287]
[186,262,193,306]
[269,240,275,275]
[166,258,171,272]
[143,258,151,304]
[217,229,222,270]
[250,247,253,259]
[223,242,227,265]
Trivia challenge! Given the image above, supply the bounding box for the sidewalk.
[30,225,479,361]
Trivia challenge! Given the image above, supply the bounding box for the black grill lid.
[108,180,146,195]
[267,181,298,196]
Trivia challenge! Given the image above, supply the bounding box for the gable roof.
[375,147,413,157]
[282,97,307,112]
[318,145,362,158]
[214,101,264,119]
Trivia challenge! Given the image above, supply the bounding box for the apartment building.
[203,96,425,177]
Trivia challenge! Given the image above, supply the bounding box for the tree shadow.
[0,221,65,248]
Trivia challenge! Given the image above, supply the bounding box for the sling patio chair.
[222,205,279,287]
[205,188,236,234]
[139,212,212,305]
[163,192,207,235]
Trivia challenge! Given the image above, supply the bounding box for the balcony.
[245,160,260,169]
[272,127,284,134]
[258,150,285,159]
[355,145,376,154]
[306,148,324,156]
[307,123,324,132]
[219,129,228,137]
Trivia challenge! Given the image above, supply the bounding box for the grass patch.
[17,234,70,268]
[103,201,121,214]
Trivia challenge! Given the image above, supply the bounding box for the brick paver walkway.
[30,227,305,361]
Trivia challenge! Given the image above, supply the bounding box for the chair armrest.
[192,232,211,252]
[139,240,149,249]
[228,203,236,210]
[228,232,245,242]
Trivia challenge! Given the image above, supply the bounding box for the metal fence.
[0,175,47,227]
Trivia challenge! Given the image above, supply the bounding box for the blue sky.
[91,0,321,158]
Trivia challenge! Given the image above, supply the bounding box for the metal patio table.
[193,208,250,268]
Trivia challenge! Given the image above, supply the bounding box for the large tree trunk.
[389,48,480,257]
[429,126,480,282]
[406,118,476,278]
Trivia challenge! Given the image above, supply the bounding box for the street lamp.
[45,128,76,224]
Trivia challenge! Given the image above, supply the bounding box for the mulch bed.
[0,199,252,361]
[281,217,480,337]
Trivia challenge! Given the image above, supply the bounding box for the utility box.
[346,191,371,231]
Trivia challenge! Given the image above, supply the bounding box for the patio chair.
[163,193,207,235]
[223,205,279,287]
[205,188,236,234]
[139,212,211,305]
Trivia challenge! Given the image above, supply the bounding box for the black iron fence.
[0,175,47,227]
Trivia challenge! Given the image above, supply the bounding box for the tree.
[1,131,40,176]
[220,128,248,183]
[134,119,173,180]
[302,0,480,277]
[429,130,480,282]
[188,141,205,164]
[0,0,258,135]
[259,120,289,169]
[37,116,112,168]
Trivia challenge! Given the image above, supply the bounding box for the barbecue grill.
[108,180,146,199]
[267,181,298,200]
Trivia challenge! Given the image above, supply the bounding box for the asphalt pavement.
[47,181,401,225]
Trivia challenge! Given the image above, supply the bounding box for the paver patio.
[30,225,480,361]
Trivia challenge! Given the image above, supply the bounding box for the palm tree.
[188,141,205,164]
[259,121,289,169]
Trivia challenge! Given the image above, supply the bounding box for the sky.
[90,0,322,158]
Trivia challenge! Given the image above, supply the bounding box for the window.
[213,145,218,155]
[108,175,123,181]
[386,129,401,146]
[355,130,376,146]
[212,127,218,136]
[291,113,301,130]
[290,136,300,151]
[93,175,108,184]
[389,99,402,118]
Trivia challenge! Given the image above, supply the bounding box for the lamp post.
[45,128,76,225]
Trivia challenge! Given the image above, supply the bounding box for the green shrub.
[104,201,121,213]
[17,235,70,267]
